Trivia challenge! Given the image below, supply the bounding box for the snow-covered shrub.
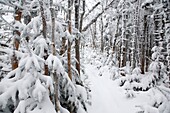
[46,54,88,113]
[0,51,55,113]
[137,86,170,113]
[119,44,168,93]
[148,45,167,85]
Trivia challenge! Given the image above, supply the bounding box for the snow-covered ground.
[85,64,151,113]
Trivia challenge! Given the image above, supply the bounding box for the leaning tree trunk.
[75,0,80,75]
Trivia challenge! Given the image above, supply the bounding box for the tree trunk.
[79,0,85,32]
[75,0,80,75]
[39,1,48,75]
[68,0,72,80]
[112,15,120,52]
[90,26,96,49]
[49,0,60,110]
[60,37,66,55]
[141,15,147,74]
[120,11,126,67]
[101,15,104,53]
[12,7,22,70]
[39,1,47,39]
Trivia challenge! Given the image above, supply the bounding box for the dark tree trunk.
[141,15,147,74]
[60,37,67,55]
[68,0,72,80]
[39,1,47,39]
[101,16,104,53]
[79,0,85,32]
[75,0,80,75]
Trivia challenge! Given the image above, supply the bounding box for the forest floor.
[84,64,150,113]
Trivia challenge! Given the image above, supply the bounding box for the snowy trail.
[85,64,149,113]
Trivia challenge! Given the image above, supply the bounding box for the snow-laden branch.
[84,2,100,19]
[0,0,23,9]
[0,15,14,29]
[82,0,119,32]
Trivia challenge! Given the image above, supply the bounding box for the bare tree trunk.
[101,15,104,53]
[90,26,96,49]
[12,7,22,70]
[51,8,56,56]
[141,15,147,74]
[68,0,72,80]
[60,7,67,55]
[79,0,85,32]
[60,37,66,55]
[39,1,47,39]
[112,15,120,52]
[39,1,48,75]
[79,0,85,50]
[23,1,31,42]
[50,7,60,112]
[75,0,80,75]
[120,11,126,67]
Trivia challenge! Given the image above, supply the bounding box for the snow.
[0,0,169,113]
[85,64,150,113]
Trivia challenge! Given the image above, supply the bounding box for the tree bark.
[79,0,85,32]
[68,0,72,80]
[141,15,147,74]
[75,0,80,75]
[39,1,47,39]
[39,1,48,75]
[60,37,66,55]
[90,26,96,49]
[112,15,120,52]
[12,7,22,70]
[101,16,104,53]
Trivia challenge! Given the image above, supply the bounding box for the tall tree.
[79,0,85,32]
[100,15,104,53]
[68,0,72,80]
[75,0,80,75]
[39,0,49,75]
[50,1,60,111]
